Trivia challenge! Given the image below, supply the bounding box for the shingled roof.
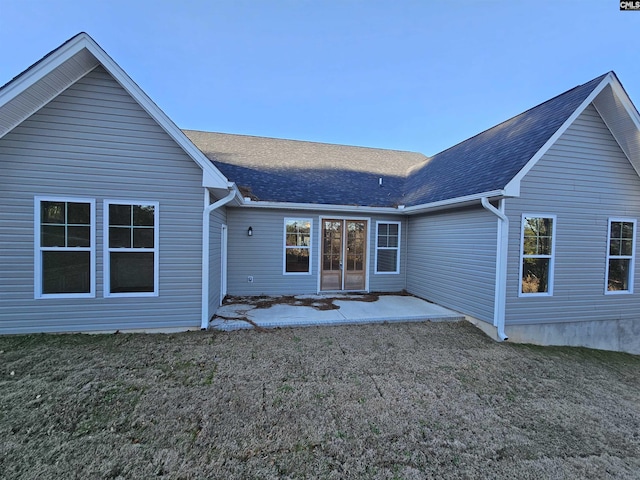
[401,73,609,206]
[183,131,426,206]
[185,73,610,208]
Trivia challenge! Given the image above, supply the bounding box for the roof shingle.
[185,73,609,208]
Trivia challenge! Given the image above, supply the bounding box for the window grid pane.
[41,201,91,248]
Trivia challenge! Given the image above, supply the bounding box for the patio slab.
[210,293,465,331]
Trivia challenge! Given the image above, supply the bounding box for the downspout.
[481,197,509,341]
[201,189,236,330]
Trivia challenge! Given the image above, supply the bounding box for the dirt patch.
[221,292,412,312]
[1,323,639,479]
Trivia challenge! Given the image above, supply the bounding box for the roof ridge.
[182,128,426,156]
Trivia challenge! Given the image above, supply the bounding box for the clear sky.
[0,0,638,155]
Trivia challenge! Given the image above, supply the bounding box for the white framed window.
[375,221,400,274]
[34,196,95,298]
[284,218,312,274]
[519,215,556,296]
[606,218,636,294]
[104,200,159,297]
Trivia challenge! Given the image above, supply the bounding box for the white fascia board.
[0,33,229,188]
[504,73,614,195]
[239,200,404,214]
[239,190,508,215]
[608,75,640,131]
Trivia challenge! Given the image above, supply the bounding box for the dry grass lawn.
[1,321,639,479]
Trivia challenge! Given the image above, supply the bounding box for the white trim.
[0,33,229,188]
[609,76,640,132]
[34,196,96,299]
[374,221,401,274]
[103,199,159,298]
[518,214,557,297]
[220,224,228,304]
[283,217,313,275]
[241,190,508,216]
[505,74,613,195]
[605,217,636,295]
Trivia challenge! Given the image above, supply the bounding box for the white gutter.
[481,197,508,341]
[239,199,403,214]
[201,189,236,330]
[238,189,508,215]
[403,190,506,214]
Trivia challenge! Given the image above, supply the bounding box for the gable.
[519,104,640,197]
[0,33,229,190]
[401,74,609,207]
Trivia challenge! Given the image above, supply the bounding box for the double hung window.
[375,222,400,274]
[606,219,635,293]
[520,215,555,296]
[35,197,95,297]
[105,201,158,296]
[284,218,312,274]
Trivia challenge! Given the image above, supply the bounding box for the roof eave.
[238,199,405,214]
[401,190,508,215]
[236,190,509,215]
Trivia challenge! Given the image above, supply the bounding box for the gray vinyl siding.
[226,208,407,296]
[406,206,497,323]
[208,206,227,315]
[504,104,640,325]
[0,66,206,333]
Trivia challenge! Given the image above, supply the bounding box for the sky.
[0,0,638,156]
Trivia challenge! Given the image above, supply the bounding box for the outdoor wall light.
[247,226,253,237]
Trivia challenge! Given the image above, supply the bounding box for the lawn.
[1,321,638,479]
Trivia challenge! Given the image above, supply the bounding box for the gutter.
[481,197,509,341]
[237,189,508,215]
[201,189,237,330]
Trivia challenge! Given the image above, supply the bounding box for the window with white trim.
[520,215,555,295]
[606,219,636,294]
[375,222,400,274]
[105,201,158,296]
[35,197,95,297]
[284,218,312,274]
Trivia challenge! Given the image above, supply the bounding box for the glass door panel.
[344,220,366,290]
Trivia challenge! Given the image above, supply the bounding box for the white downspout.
[481,197,509,341]
[201,189,236,330]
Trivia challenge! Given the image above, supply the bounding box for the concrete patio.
[210,293,465,331]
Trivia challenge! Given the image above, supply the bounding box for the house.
[1,33,639,354]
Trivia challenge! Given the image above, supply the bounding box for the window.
[284,218,311,274]
[375,222,400,274]
[105,201,158,296]
[35,197,95,297]
[520,215,555,296]
[606,219,635,294]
